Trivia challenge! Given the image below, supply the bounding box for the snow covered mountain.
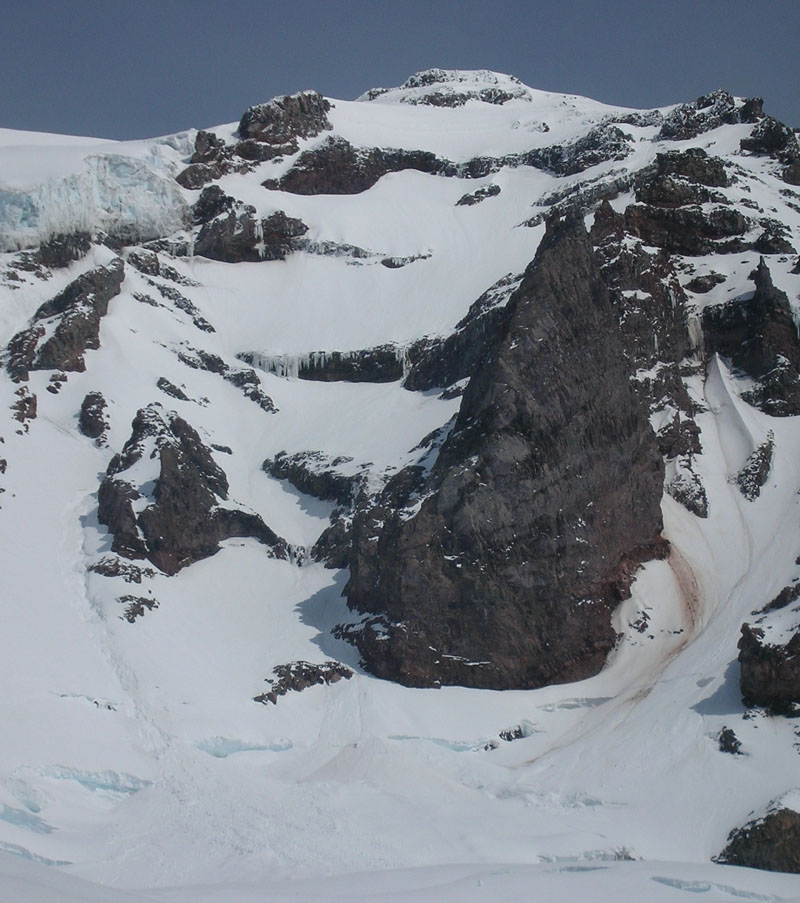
[2,69,800,901]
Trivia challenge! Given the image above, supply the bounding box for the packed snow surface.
[1,70,800,901]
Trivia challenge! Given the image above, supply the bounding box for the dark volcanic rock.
[364,70,532,107]
[297,347,403,382]
[263,136,455,195]
[741,116,800,185]
[653,148,729,187]
[343,213,666,689]
[147,281,213,333]
[403,273,522,392]
[735,432,774,500]
[718,807,800,873]
[175,116,306,189]
[177,347,277,412]
[194,204,307,263]
[757,584,800,615]
[38,231,92,268]
[156,377,190,401]
[266,125,633,197]
[176,131,231,189]
[718,726,742,755]
[666,469,709,519]
[703,259,800,415]
[311,512,352,569]
[78,391,108,440]
[624,204,748,256]
[222,368,277,412]
[192,129,227,164]
[634,150,729,208]
[11,386,37,430]
[253,660,352,705]
[264,451,360,507]
[591,204,693,371]
[238,91,332,144]
[686,272,726,294]
[590,199,704,520]
[176,162,225,191]
[520,124,633,177]
[88,557,155,583]
[192,186,235,226]
[635,177,725,209]
[127,249,196,285]
[118,594,159,623]
[456,184,501,206]
[738,623,800,711]
[522,172,641,229]
[658,90,764,141]
[754,222,796,255]
[98,403,286,575]
[6,258,124,381]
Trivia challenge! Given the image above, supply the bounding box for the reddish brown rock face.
[343,214,667,689]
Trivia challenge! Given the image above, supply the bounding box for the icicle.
[397,344,411,379]
[686,314,704,359]
[254,218,265,260]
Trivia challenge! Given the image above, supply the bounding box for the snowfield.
[1,70,800,900]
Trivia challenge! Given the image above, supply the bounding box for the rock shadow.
[691,660,742,716]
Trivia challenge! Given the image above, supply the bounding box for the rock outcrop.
[192,186,235,226]
[735,432,774,500]
[78,391,109,441]
[343,213,666,689]
[361,69,532,107]
[718,806,800,873]
[738,624,800,711]
[635,148,729,208]
[657,90,764,141]
[98,403,285,575]
[176,131,237,189]
[703,259,800,416]
[521,124,633,177]
[456,184,501,206]
[741,115,800,185]
[177,347,276,412]
[6,258,124,381]
[624,204,748,256]
[264,451,361,507]
[589,199,705,516]
[177,92,332,190]
[253,660,352,705]
[262,136,455,195]
[194,202,307,263]
[126,249,197,286]
[403,273,522,392]
[265,126,633,196]
[38,231,92,268]
[238,91,332,145]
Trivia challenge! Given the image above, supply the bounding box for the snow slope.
[1,71,800,900]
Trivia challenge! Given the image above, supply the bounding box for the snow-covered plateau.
[1,69,800,901]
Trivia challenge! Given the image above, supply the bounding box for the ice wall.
[0,142,191,252]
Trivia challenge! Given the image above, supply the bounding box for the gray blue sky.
[2,0,797,139]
